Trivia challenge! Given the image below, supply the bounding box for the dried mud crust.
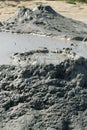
[0,5,87,39]
[0,56,87,130]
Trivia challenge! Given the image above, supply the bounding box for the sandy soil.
[0,0,87,23]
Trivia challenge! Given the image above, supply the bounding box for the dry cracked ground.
[0,3,87,130]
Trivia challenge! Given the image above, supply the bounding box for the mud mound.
[1,5,87,39]
[0,56,87,130]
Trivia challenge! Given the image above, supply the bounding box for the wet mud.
[0,56,87,130]
[0,5,87,130]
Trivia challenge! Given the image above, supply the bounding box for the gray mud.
[0,56,87,130]
[0,5,87,39]
[0,5,87,130]
[0,32,71,65]
[0,32,87,65]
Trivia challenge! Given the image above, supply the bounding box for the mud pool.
[0,32,87,65]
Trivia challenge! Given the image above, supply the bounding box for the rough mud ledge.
[0,48,87,130]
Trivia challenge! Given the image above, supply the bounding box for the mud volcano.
[0,5,87,39]
[0,5,87,130]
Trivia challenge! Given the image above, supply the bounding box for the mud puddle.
[0,32,87,65]
[0,32,68,65]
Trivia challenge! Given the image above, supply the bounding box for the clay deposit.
[0,4,87,130]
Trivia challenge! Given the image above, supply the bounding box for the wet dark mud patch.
[0,56,87,130]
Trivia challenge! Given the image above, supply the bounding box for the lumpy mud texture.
[0,56,87,130]
[1,5,87,39]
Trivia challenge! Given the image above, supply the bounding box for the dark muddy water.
[0,32,87,65]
